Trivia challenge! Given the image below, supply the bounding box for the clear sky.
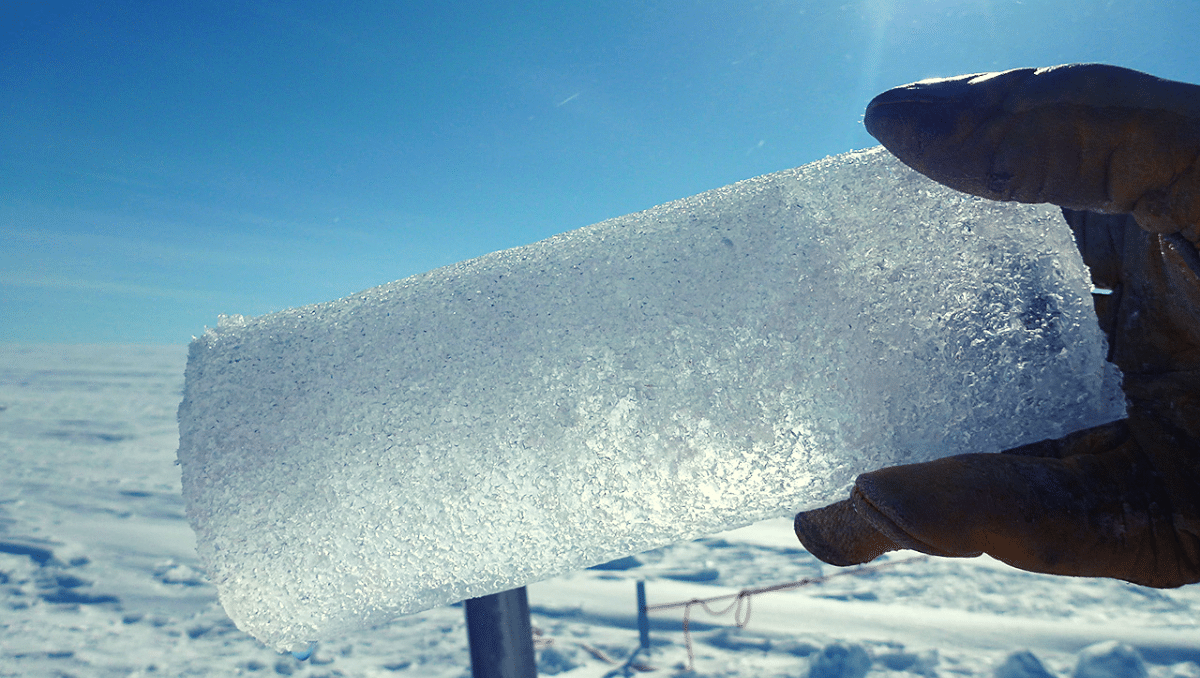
[3,0,1198,344]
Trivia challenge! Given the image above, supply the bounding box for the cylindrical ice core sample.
[176,147,1124,651]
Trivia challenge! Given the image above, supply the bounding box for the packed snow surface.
[176,147,1124,650]
[4,346,1196,677]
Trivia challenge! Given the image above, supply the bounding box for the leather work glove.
[794,64,1200,588]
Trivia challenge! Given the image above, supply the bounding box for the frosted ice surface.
[176,147,1125,651]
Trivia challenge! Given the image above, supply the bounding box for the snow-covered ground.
[1,344,1197,677]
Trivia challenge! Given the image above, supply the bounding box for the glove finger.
[852,433,1200,587]
[793,498,901,566]
[864,64,1200,237]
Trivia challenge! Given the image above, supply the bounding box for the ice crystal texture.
[177,147,1124,650]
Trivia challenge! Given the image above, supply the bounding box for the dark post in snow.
[636,580,650,651]
[464,586,537,678]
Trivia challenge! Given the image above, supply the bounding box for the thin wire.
[649,555,927,671]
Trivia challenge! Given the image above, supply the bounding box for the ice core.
[176,147,1124,650]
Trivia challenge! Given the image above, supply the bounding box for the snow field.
[1,345,1197,677]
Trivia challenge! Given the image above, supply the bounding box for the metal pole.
[464,586,537,678]
[635,581,650,651]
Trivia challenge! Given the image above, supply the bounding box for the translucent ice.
[176,147,1125,651]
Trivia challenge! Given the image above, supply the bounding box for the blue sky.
[3,0,1198,344]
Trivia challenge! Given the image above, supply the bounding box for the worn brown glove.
[794,64,1200,588]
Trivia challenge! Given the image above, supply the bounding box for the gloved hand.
[794,64,1200,588]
